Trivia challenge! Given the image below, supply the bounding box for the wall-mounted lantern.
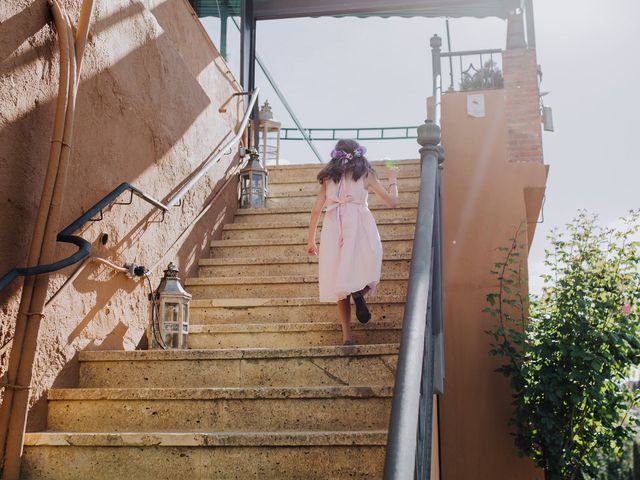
[148,262,191,349]
[239,149,268,208]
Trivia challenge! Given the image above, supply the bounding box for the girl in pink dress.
[307,139,399,346]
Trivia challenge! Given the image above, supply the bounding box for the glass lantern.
[239,149,268,208]
[148,262,192,349]
[257,100,282,165]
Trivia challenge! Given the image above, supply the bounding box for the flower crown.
[330,146,367,162]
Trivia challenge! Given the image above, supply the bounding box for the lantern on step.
[239,149,268,208]
[148,262,191,349]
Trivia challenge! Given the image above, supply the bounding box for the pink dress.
[319,174,383,302]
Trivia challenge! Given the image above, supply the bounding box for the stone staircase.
[21,160,419,479]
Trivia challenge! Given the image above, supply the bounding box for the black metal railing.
[383,34,445,479]
[0,89,259,294]
[441,47,503,92]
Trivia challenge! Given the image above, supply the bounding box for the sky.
[201,0,640,292]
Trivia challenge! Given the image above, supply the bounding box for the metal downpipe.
[0,1,93,477]
[0,0,71,469]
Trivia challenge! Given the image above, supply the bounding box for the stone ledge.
[190,321,401,334]
[210,233,414,247]
[190,295,406,308]
[233,202,418,215]
[24,430,388,447]
[79,343,400,362]
[269,172,421,184]
[267,159,419,171]
[185,272,408,286]
[47,385,394,401]
[222,218,417,230]
[268,186,420,199]
[198,252,412,266]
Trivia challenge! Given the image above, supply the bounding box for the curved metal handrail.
[383,35,444,479]
[167,88,259,207]
[0,89,259,294]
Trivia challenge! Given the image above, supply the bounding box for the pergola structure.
[188,0,535,119]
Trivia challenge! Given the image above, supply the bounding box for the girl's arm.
[367,167,399,208]
[307,182,327,256]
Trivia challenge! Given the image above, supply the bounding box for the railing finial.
[430,34,442,50]
[417,119,441,148]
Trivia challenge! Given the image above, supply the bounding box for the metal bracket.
[89,210,104,222]
[115,190,134,206]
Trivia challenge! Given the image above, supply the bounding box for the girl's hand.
[386,165,400,181]
[307,241,318,256]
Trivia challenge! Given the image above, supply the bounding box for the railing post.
[383,119,441,479]
[432,165,445,395]
[430,34,442,123]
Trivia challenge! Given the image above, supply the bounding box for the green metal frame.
[280,126,418,141]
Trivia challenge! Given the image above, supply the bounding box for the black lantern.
[148,262,191,349]
[239,149,268,208]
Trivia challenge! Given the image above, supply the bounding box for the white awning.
[194,0,517,20]
[253,0,516,20]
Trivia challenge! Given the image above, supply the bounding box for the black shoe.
[352,290,371,324]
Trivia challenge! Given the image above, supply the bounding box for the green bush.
[485,212,640,480]
[460,59,504,91]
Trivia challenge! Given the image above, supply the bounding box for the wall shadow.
[1,13,214,280]
[0,1,50,63]
[1,0,243,430]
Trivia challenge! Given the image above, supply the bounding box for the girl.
[307,139,399,346]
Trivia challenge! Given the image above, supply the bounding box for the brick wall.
[503,49,543,163]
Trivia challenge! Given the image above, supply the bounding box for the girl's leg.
[337,296,352,344]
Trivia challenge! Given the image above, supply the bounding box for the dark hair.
[316,139,375,184]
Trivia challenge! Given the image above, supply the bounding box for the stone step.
[210,234,414,258]
[268,186,419,200]
[46,386,393,433]
[22,431,386,479]
[266,189,419,208]
[190,295,405,324]
[185,272,408,299]
[232,203,417,224]
[269,176,421,194]
[268,164,421,184]
[198,252,412,277]
[268,158,419,172]
[220,217,416,241]
[78,344,399,389]
[188,321,401,349]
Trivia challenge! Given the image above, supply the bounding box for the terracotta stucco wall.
[0,0,243,429]
[438,88,547,478]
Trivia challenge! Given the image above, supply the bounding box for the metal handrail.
[0,89,259,294]
[167,88,259,207]
[0,184,166,292]
[383,34,445,479]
